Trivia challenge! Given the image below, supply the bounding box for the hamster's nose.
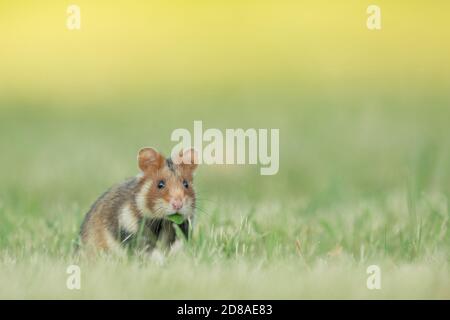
[171,199,183,211]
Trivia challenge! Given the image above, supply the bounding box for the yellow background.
[1,1,449,105]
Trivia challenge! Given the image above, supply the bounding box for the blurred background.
[0,0,450,299]
[1,0,449,199]
[0,0,449,261]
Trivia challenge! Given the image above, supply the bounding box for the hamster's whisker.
[193,205,211,217]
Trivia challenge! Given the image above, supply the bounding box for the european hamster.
[79,147,198,256]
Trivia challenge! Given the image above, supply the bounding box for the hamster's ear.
[138,147,164,172]
[175,148,198,173]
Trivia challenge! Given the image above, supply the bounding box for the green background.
[0,1,449,298]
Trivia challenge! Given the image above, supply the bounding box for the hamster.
[79,147,198,256]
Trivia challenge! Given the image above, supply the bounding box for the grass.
[0,91,449,299]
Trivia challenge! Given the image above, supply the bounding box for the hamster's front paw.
[150,249,165,266]
[169,239,184,257]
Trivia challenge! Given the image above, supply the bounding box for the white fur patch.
[182,197,195,218]
[150,249,165,265]
[119,204,139,234]
[152,198,172,218]
[135,180,152,216]
[152,197,195,219]
[169,239,184,256]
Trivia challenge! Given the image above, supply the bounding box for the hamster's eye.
[157,180,165,189]
[182,180,189,189]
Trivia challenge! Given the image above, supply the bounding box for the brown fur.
[79,148,197,255]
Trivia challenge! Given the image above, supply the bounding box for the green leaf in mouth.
[167,213,184,225]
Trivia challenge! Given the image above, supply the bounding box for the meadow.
[0,89,449,299]
[0,1,449,299]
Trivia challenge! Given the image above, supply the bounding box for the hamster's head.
[136,147,198,220]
